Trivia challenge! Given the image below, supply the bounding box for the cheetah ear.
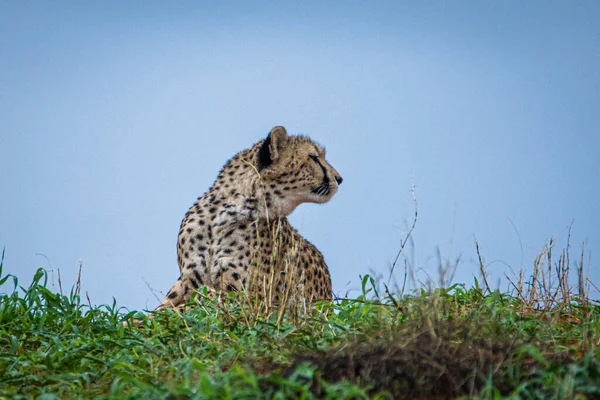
[258,126,289,170]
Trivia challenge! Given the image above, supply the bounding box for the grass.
[1,242,599,400]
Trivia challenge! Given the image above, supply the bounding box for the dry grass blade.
[387,183,418,287]
[474,236,491,294]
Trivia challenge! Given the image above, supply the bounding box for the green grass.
[1,250,599,399]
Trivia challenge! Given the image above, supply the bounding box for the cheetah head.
[256,126,343,217]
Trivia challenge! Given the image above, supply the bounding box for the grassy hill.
[1,249,599,399]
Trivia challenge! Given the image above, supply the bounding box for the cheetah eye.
[309,154,319,162]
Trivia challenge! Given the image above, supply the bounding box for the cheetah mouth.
[311,183,334,197]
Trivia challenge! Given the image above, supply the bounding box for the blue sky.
[1,2,599,310]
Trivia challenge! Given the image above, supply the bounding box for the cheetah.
[155,126,343,312]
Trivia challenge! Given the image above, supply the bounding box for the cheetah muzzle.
[155,126,342,312]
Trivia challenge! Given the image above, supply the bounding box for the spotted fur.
[155,126,342,311]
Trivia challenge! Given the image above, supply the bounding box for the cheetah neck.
[205,148,300,222]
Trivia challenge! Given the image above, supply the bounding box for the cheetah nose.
[335,175,343,185]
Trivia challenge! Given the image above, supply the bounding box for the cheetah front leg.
[154,276,220,314]
[154,277,192,312]
[123,278,189,327]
